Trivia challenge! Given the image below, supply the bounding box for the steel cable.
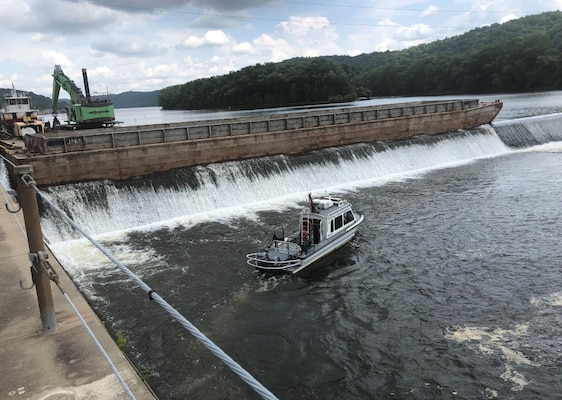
[36,189,279,400]
[1,182,136,399]
[61,289,137,400]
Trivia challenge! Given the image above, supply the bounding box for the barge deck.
[0,99,502,187]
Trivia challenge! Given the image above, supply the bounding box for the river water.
[6,93,562,399]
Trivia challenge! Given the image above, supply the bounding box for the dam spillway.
[0,99,502,187]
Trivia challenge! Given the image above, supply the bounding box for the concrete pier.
[0,184,157,399]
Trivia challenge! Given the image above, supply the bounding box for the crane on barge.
[51,65,116,129]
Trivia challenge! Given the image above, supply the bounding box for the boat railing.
[246,239,302,271]
[246,254,301,270]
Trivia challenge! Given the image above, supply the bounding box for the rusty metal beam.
[14,165,57,331]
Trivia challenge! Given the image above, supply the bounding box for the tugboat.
[0,85,45,138]
[246,194,364,274]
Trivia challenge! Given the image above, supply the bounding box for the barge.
[0,99,502,187]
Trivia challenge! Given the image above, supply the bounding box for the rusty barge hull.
[1,99,502,187]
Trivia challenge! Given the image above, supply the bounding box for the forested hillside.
[0,88,161,111]
[159,59,368,110]
[104,90,160,108]
[160,11,562,110]
[340,11,562,96]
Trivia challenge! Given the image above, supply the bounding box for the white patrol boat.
[246,195,364,274]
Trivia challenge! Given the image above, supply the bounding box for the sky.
[1,0,561,98]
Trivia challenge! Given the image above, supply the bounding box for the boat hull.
[291,222,361,275]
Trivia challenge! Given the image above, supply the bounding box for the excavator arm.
[51,75,60,115]
[51,65,86,114]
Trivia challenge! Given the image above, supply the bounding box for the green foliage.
[335,11,562,96]
[160,58,358,110]
[160,11,562,109]
[116,328,127,351]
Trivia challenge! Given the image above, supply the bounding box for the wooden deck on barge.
[1,99,502,187]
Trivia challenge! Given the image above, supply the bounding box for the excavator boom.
[51,65,115,128]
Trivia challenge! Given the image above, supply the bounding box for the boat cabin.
[1,86,45,137]
[301,196,356,251]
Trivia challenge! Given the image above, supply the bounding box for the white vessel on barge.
[0,85,45,138]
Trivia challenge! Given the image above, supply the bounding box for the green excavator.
[51,65,116,129]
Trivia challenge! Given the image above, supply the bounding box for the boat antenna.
[308,193,316,213]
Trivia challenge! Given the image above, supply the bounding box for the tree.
[158,11,562,109]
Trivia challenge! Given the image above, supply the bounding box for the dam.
[0,99,502,187]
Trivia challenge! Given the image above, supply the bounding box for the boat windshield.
[8,98,29,106]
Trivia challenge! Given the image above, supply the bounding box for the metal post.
[14,165,57,331]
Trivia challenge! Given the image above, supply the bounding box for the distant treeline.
[104,90,160,108]
[0,89,161,111]
[160,11,562,110]
[159,59,369,110]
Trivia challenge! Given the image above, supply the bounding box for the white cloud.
[272,15,341,58]
[253,34,278,47]
[277,16,332,36]
[375,37,398,52]
[394,24,433,41]
[378,18,400,28]
[41,51,73,69]
[233,42,253,53]
[31,33,49,42]
[92,36,167,57]
[1,0,121,35]
[145,63,178,78]
[421,5,440,18]
[143,62,195,86]
[182,30,231,48]
[352,15,437,52]
[500,13,519,24]
[253,34,293,62]
[88,66,113,80]
[206,30,232,45]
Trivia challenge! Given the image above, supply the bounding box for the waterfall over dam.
[37,112,562,243]
[493,112,562,147]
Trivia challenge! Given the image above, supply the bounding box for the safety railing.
[0,158,279,400]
